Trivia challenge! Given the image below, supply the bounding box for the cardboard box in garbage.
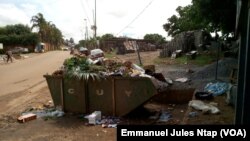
[87,111,101,125]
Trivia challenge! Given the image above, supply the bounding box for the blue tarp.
[204,82,229,96]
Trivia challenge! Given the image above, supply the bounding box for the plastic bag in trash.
[188,112,198,117]
[204,82,230,96]
[158,111,172,122]
[188,100,220,114]
[48,110,64,117]
[131,64,145,73]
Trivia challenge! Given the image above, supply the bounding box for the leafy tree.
[3,24,31,35]
[0,24,39,46]
[163,5,205,37]
[163,0,236,38]
[31,13,47,42]
[193,0,236,37]
[100,33,114,40]
[31,13,63,49]
[143,33,166,45]
[69,37,74,44]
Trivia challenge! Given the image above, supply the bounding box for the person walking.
[5,49,13,63]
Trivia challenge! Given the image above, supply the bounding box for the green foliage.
[0,24,39,46]
[31,13,63,48]
[163,5,205,37]
[64,57,101,81]
[153,54,215,66]
[143,33,166,45]
[104,50,116,59]
[76,37,99,49]
[176,54,215,66]
[163,0,236,38]
[0,24,31,35]
[101,33,114,40]
[193,0,236,36]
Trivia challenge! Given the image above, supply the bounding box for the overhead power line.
[80,0,92,25]
[116,0,154,36]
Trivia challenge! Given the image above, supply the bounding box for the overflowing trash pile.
[18,107,65,123]
[53,56,170,92]
[84,111,120,128]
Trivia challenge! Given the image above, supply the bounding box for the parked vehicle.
[79,47,89,56]
[35,43,45,53]
[11,47,29,54]
[61,46,69,51]
[90,49,104,60]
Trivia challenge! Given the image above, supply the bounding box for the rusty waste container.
[44,75,157,116]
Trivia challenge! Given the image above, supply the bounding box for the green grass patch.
[104,51,116,59]
[175,56,188,64]
[153,53,217,66]
[176,54,216,66]
[153,57,167,64]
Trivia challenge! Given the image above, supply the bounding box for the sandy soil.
[0,50,235,141]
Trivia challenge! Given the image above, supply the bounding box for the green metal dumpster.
[63,78,86,113]
[44,75,63,107]
[87,77,158,116]
[114,77,157,116]
[87,78,113,115]
[45,75,157,116]
[44,75,86,113]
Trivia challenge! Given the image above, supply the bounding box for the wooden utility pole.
[84,19,88,40]
[94,0,97,38]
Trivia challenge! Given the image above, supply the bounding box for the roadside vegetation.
[0,13,64,53]
[104,50,117,59]
[154,53,220,66]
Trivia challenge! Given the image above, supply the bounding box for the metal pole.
[215,42,219,80]
[84,19,87,41]
[85,19,88,40]
[235,0,250,124]
[94,0,97,38]
[135,41,142,66]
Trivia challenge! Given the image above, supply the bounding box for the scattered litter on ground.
[188,100,220,114]
[84,111,102,125]
[149,112,160,120]
[175,77,189,83]
[188,112,198,118]
[97,116,120,128]
[21,107,65,120]
[17,113,37,123]
[195,91,213,100]
[171,50,182,59]
[204,82,230,96]
[157,110,172,122]
[84,111,119,128]
[164,77,173,85]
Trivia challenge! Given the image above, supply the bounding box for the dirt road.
[0,51,71,114]
[0,50,234,141]
[0,50,117,141]
[0,51,71,97]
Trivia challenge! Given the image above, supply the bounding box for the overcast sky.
[0,0,191,43]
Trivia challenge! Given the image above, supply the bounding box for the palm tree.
[30,13,47,42]
[31,13,63,50]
